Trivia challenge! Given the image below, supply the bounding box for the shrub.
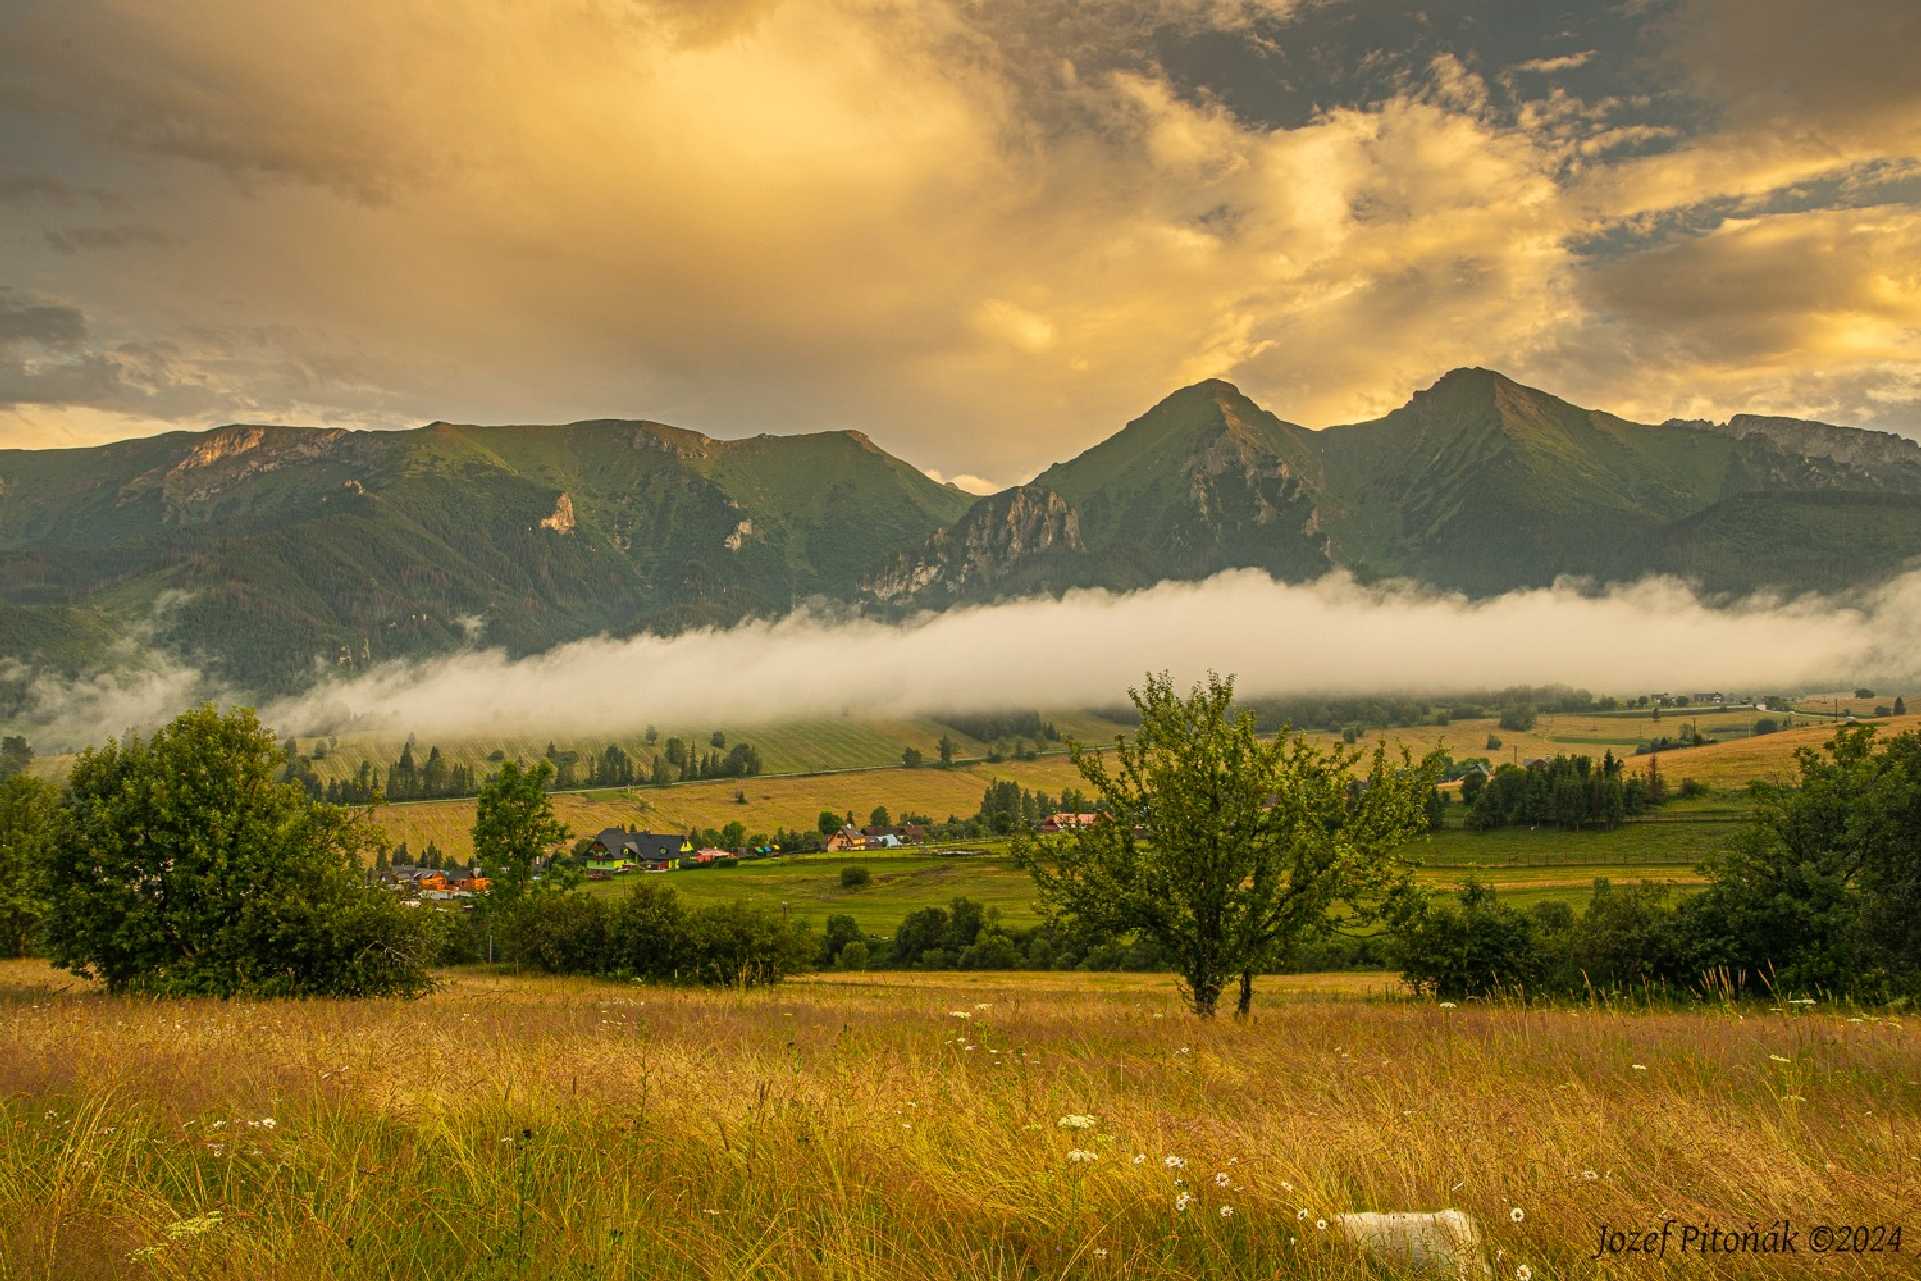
[42,706,434,997]
[1497,704,1537,732]
[502,892,610,974]
[835,940,870,970]
[820,913,862,967]
[1390,880,1544,999]
[1484,735,1503,751]
[840,865,871,889]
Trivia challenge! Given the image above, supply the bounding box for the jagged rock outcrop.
[865,485,1083,602]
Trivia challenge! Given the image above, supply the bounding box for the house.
[825,825,867,852]
[455,875,492,894]
[1038,812,1099,833]
[417,871,451,893]
[589,828,690,872]
[868,833,905,849]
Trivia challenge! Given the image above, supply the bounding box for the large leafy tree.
[1689,725,1921,996]
[43,705,433,996]
[1016,672,1440,1017]
[472,760,571,902]
[0,775,56,956]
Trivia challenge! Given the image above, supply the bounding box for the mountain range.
[5,367,1920,698]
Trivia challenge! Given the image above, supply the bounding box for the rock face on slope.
[865,485,1085,602]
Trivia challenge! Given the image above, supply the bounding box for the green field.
[578,826,1716,936]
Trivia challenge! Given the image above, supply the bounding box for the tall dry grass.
[0,961,1915,1279]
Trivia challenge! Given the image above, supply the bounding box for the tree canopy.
[1015,672,1441,1017]
[41,705,433,997]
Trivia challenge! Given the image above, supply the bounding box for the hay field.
[1,961,1914,1280]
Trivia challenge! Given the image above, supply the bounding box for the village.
[374,812,1102,901]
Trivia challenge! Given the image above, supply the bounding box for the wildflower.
[1297,1208,1310,1221]
[1215,1172,1231,1187]
[1220,1205,1235,1218]
[1517,1267,1533,1281]
[164,1211,225,1240]
[1058,1114,1098,1131]
[1769,1054,1791,1063]
[1438,1001,1458,1009]
[1316,1218,1328,1231]
[949,1010,972,1020]
[1132,1154,1146,1165]
[1582,1169,1598,1181]
[1510,1207,1525,1223]
[1094,1247,1108,1258]
[1631,1064,1647,1071]
[974,1002,991,1010]
[1163,1155,1186,1169]
[1175,1046,1192,1055]
[1175,1192,1193,1212]
[1067,1149,1099,1163]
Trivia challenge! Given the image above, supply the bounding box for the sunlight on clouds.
[0,0,1917,469]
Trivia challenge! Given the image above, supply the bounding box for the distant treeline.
[279,731,764,803]
[936,711,1061,745]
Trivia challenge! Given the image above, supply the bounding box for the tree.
[901,747,924,768]
[1015,672,1440,1018]
[868,805,892,828]
[40,706,432,996]
[1897,696,1909,716]
[0,775,56,955]
[710,730,727,749]
[821,913,862,966]
[472,760,570,903]
[818,809,842,837]
[0,735,34,780]
[1498,704,1537,732]
[937,733,956,768]
[1689,726,1921,996]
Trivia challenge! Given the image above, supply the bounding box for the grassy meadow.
[2,960,1915,1280]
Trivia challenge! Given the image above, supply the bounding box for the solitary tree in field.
[473,760,570,902]
[1015,672,1441,1018]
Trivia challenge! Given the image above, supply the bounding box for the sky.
[2,0,1918,490]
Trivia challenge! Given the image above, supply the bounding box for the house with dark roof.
[588,828,689,872]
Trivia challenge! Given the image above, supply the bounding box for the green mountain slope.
[0,419,971,693]
[874,368,1921,604]
[5,370,1920,700]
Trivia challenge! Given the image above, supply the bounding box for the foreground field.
[1,961,1914,1280]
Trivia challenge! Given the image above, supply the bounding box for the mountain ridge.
[4,370,1920,701]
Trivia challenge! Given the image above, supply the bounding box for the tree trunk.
[1188,972,1225,1018]
[1235,968,1254,1018]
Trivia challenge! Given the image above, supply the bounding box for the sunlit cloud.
[0,0,1916,472]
